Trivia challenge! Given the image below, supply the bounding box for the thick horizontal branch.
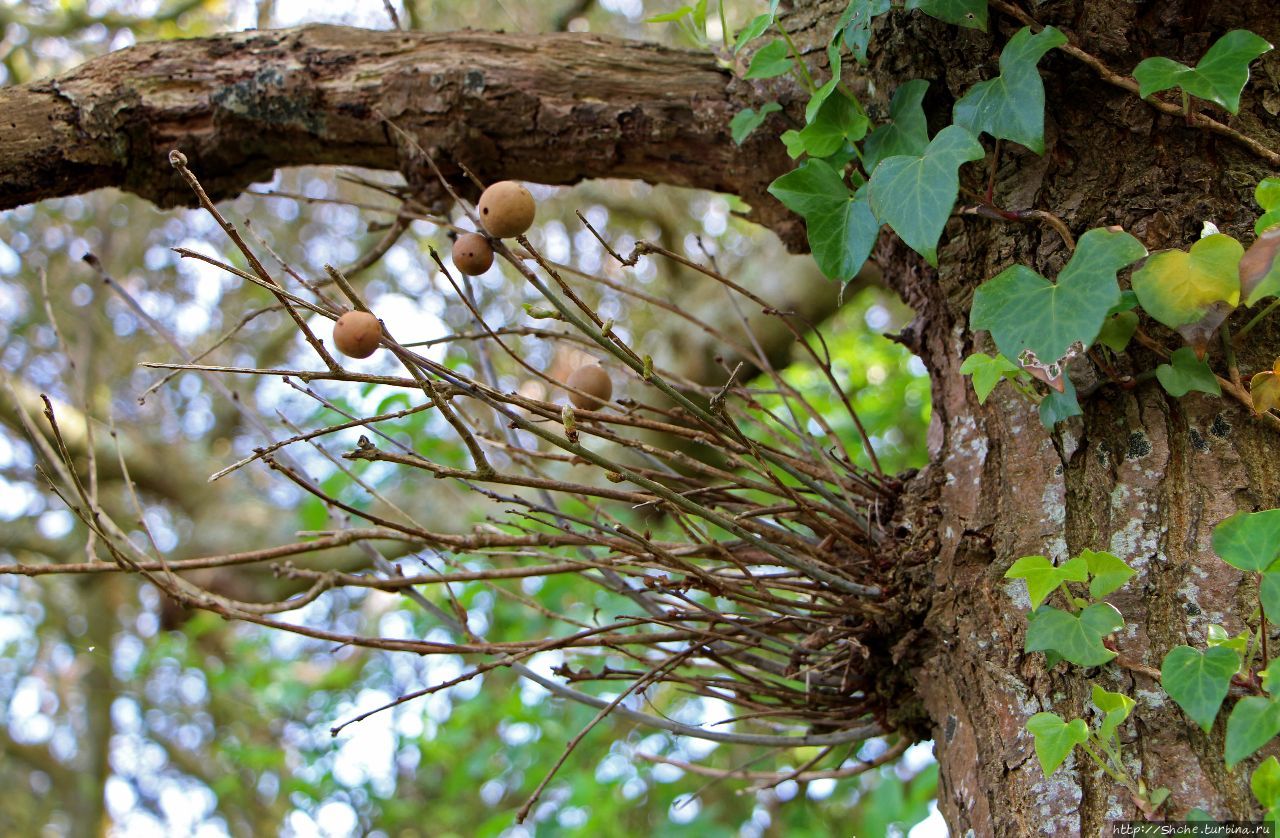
[1,24,799,239]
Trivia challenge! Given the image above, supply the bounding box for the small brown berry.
[567,364,612,410]
[333,310,381,359]
[477,181,536,238]
[452,232,494,275]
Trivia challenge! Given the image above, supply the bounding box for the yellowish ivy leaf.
[1132,233,1242,330]
[1251,369,1280,415]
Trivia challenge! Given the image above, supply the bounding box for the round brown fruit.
[567,365,612,410]
[452,232,494,275]
[332,311,382,359]
[477,181,536,238]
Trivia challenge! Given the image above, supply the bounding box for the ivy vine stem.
[1079,740,1127,785]
[1235,298,1280,344]
[774,21,816,93]
[1221,322,1242,390]
[987,0,1280,167]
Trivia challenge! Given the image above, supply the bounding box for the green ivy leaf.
[1109,289,1141,315]
[1257,177,1280,235]
[745,39,794,79]
[904,0,987,31]
[1155,346,1222,398]
[1262,572,1280,625]
[1131,233,1242,330]
[1161,645,1238,732]
[868,124,984,266]
[1133,30,1273,114]
[1004,555,1087,611]
[959,352,1021,404]
[952,26,1066,154]
[1091,683,1135,743]
[1039,374,1081,429]
[768,160,879,281]
[1025,603,1122,667]
[1081,549,1136,599]
[691,0,708,33]
[733,12,773,52]
[862,80,930,173]
[1026,712,1089,777]
[1212,508,1280,572]
[1096,311,1139,352]
[805,40,846,123]
[1253,757,1280,810]
[1227,696,1280,767]
[646,4,695,23]
[729,103,782,145]
[1241,227,1280,306]
[1207,624,1251,658]
[837,0,891,64]
[971,227,1147,362]
[795,91,869,158]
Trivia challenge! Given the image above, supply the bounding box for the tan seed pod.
[332,310,382,359]
[567,364,612,410]
[452,232,495,275]
[477,181,536,238]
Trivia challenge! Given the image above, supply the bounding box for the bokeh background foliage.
[0,0,934,834]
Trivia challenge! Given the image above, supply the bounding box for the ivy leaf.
[868,124,984,266]
[1081,549,1136,599]
[904,0,987,31]
[1261,572,1280,624]
[768,160,879,281]
[1026,712,1089,777]
[971,227,1147,362]
[837,0,891,65]
[1096,311,1139,352]
[1025,603,1122,667]
[1207,624,1251,658]
[1131,233,1242,330]
[1091,683,1135,744]
[1226,696,1280,767]
[1257,177,1280,235]
[1039,373,1081,429]
[745,39,794,79]
[952,26,1067,154]
[1161,645,1238,732]
[646,4,695,23]
[1241,227,1280,306]
[805,40,846,123]
[862,79,930,173]
[1133,30,1273,114]
[1155,346,1222,398]
[960,352,1021,404]
[1108,289,1141,315]
[795,91,869,158]
[729,103,782,145]
[1212,508,1280,572]
[1251,368,1280,415]
[733,12,773,52]
[1253,757,1280,810]
[1004,555,1088,611]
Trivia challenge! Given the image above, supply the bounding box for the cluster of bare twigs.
[2,131,911,808]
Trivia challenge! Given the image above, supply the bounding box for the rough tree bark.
[4,2,1280,834]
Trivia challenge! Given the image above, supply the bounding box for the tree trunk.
[6,3,1280,834]
[846,1,1280,833]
